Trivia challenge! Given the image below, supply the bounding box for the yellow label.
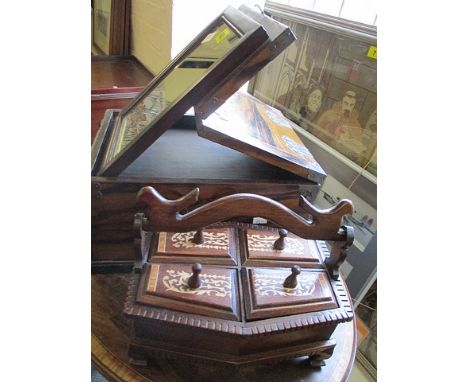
[215,27,230,44]
[367,45,377,60]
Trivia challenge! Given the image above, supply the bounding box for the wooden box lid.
[93,6,296,177]
[197,92,326,184]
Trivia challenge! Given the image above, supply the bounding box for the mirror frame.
[97,6,269,176]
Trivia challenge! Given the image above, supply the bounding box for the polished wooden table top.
[91,56,153,92]
[92,273,356,382]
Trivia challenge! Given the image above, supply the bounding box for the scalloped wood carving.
[136,186,353,242]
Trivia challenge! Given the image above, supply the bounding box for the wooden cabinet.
[90,4,358,371]
[123,185,354,365]
[134,224,343,322]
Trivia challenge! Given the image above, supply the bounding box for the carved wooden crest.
[136,186,353,242]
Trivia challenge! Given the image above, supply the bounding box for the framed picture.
[97,6,270,176]
[92,0,130,55]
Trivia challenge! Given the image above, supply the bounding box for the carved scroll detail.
[136,187,353,242]
[324,226,355,280]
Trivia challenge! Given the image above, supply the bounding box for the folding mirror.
[98,6,269,176]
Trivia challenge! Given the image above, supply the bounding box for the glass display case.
[251,1,377,176]
[249,2,377,376]
[355,281,377,380]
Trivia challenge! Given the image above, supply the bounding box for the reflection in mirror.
[113,22,240,156]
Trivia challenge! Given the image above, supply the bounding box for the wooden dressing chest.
[123,186,354,366]
[90,4,357,370]
[91,5,328,272]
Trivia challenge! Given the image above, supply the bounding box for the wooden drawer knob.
[273,229,288,250]
[192,229,204,245]
[188,263,202,289]
[283,265,301,289]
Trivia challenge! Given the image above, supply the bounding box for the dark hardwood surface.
[92,56,154,92]
[120,126,309,183]
[92,273,356,382]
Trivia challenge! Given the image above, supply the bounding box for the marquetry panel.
[150,227,237,265]
[136,263,240,321]
[198,92,326,184]
[241,228,323,268]
[242,267,337,320]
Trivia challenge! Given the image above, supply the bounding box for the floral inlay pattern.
[248,234,305,255]
[163,269,232,297]
[171,231,229,250]
[253,272,317,296]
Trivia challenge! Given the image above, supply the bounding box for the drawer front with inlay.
[136,263,240,321]
[242,267,337,320]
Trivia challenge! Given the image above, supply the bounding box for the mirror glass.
[111,21,240,157]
